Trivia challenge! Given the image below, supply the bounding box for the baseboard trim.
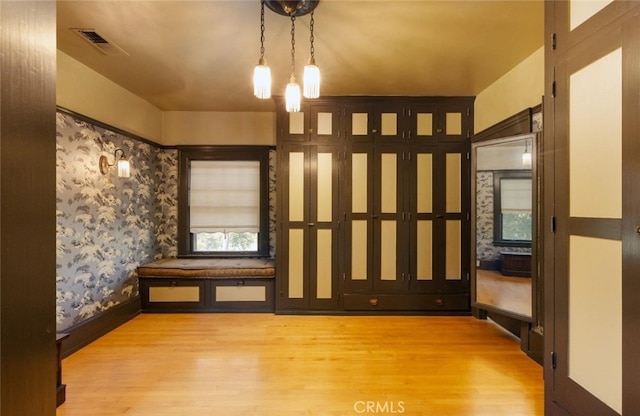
[59,297,141,358]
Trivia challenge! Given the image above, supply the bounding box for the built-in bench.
[137,258,275,312]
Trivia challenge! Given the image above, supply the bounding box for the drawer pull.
[435,298,444,306]
[237,280,245,286]
[369,298,378,306]
[170,281,178,287]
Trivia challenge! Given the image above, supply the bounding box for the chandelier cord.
[309,10,315,59]
[259,0,266,60]
[290,15,296,77]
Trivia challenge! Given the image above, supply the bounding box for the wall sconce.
[99,148,130,178]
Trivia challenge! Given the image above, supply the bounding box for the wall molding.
[59,297,141,358]
[57,106,169,149]
[472,107,534,143]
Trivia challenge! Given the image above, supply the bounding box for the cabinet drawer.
[140,278,206,311]
[209,279,275,312]
[343,293,469,312]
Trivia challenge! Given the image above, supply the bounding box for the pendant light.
[255,1,321,111]
[285,15,301,112]
[253,0,271,99]
[303,10,320,99]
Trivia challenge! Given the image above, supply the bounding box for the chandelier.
[253,0,321,112]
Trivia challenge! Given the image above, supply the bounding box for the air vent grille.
[78,30,108,44]
[71,28,129,56]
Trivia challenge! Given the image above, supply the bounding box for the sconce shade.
[100,148,130,178]
[117,159,131,178]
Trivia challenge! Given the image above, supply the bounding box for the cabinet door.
[276,144,340,310]
[277,144,310,309]
[374,103,406,143]
[436,103,471,142]
[310,104,340,144]
[433,143,470,295]
[408,104,437,143]
[278,106,310,142]
[343,144,375,292]
[343,103,375,142]
[407,144,437,293]
[373,144,408,292]
[308,145,340,309]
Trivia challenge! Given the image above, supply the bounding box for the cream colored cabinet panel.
[416,220,433,281]
[288,229,305,299]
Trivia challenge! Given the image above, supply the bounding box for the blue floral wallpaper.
[56,111,277,331]
[476,171,496,262]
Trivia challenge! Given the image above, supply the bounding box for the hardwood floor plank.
[57,314,543,416]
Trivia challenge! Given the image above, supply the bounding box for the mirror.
[471,133,536,321]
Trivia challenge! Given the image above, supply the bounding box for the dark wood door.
[545,2,640,415]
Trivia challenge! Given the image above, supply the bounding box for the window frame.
[492,170,532,248]
[178,146,270,257]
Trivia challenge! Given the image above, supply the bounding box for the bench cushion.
[137,258,275,279]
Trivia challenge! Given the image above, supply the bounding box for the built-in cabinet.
[276,97,474,313]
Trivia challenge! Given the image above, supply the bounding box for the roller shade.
[189,160,260,233]
[501,178,532,212]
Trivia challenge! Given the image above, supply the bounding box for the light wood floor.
[57,314,543,416]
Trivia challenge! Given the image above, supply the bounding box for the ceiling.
[57,1,544,113]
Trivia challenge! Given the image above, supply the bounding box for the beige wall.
[162,112,276,146]
[474,46,544,133]
[57,50,163,143]
[59,48,543,145]
[57,51,276,146]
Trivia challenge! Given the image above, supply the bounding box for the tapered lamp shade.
[253,58,271,99]
[303,59,320,99]
[117,159,130,178]
[285,78,301,112]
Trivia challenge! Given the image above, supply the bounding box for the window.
[178,146,270,257]
[493,171,532,247]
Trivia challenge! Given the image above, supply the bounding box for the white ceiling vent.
[71,28,129,56]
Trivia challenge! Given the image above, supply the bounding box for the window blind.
[189,160,260,233]
[501,178,532,212]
